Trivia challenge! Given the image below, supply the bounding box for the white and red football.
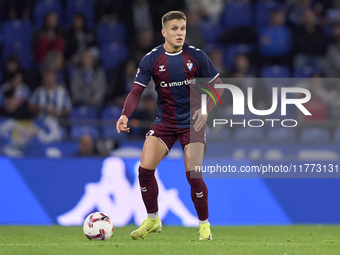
[83,212,114,240]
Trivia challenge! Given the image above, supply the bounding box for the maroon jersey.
[134,43,219,128]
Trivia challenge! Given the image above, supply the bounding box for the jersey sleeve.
[198,51,219,83]
[134,55,153,87]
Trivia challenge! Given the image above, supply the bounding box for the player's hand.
[193,109,207,132]
[116,115,130,133]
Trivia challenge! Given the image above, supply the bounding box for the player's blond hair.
[161,11,186,28]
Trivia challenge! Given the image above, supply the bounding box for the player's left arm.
[193,51,224,131]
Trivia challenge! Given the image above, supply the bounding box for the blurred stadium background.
[1,0,340,227]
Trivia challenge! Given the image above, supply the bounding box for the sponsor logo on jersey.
[136,68,140,77]
[159,65,166,72]
[159,78,196,88]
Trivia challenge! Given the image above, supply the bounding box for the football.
[83,212,114,240]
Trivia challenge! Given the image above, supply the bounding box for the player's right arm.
[116,114,129,133]
[116,84,145,133]
[116,54,153,133]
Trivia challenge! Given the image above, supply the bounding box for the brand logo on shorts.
[196,192,203,198]
[146,130,155,137]
[159,65,166,72]
[140,187,147,192]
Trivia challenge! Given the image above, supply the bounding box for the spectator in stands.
[0,88,32,119]
[293,9,327,70]
[95,0,122,23]
[294,73,329,120]
[2,55,21,85]
[232,54,256,78]
[132,30,155,64]
[121,0,163,44]
[29,70,72,118]
[209,48,229,77]
[43,50,68,88]
[0,0,34,20]
[70,50,107,107]
[76,134,110,157]
[258,9,292,66]
[1,55,40,92]
[232,54,268,108]
[185,10,205,50]
[64,13,99,63]
[324,23,340,77]
[35,12,65,64]
[186,0,223,23]
[313,76,340,119]
[285,0,314,25]
[76,134,98,156]
[107,60,128,102]
[324,0,340,25]
[0,72,30,107]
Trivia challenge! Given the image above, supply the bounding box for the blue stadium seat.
[70,106,98,121]
[268,105,297,119]
[221,1,252,28]
[255,1,282,27]
[71,126,99,140]
[293,66,319,78]
[66,0,95,28]
[100,43,129,71]
[333,128,340,142]
[33,0,63,28]
[68,65,76,78]
[3,20,32,44]
[101,105,126,140]
[206,127,231,142]
[2,20,33,69]
[234,127,265,142]
[69,106,99,140]
[198,22,222,44]
[97,22,126,46]
[258,26,292,56]
[267,127,296,142]
[223,44,254,69]
[261,65,291,92]
[261,65,290,78]
[3,41,32,69]
[300,128,330,143]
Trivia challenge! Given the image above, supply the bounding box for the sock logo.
[140,187,147,192]
[196,191,203,198]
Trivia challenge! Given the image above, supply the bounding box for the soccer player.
[116,11,223,240]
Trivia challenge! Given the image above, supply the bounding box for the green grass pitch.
[0,225,340,255]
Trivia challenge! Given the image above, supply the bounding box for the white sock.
[199,219,209,224]
[148,212,159,219]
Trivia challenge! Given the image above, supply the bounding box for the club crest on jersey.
[187,60,193,71]
[159,65,166,72]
